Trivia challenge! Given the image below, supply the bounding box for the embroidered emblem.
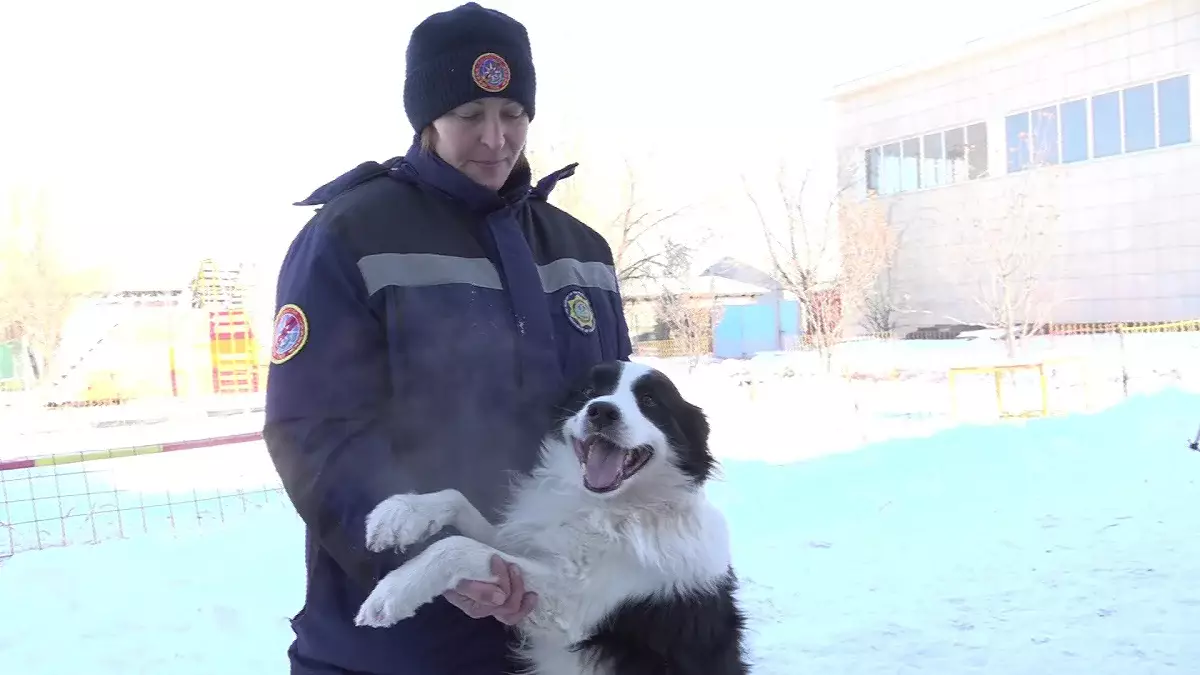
[471,52,511,93]
[271,304,309,364]
[563,290,596,334]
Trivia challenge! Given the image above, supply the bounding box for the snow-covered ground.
[2,370,1199,673]
[4,332,1198,461]
[2,334,1175,556]
[3,333,1200,558]
[0,397,265,463]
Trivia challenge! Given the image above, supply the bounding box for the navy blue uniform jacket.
[264,142,632,675]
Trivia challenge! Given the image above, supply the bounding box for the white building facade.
[833,0,1199,332]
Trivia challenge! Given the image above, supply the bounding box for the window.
[1006,112,1030,172]
[1158,74,1191,146]
[967,123,988,179]
[868,121,988,194]
[1005,75,1190,173]
[1092,91,1122,158]
[1008,107,1061,171]
[921,132,944,188]
[1061,98,1088,163]
[862,122,989,196]
[900,138,921,191]
[864,124,988,195]
[944,127,968,182]
[1123,83,1156,153]
[865,147,881,193]
[862,77,1190,191]
[1031,106,1059,165]
[881,143,901,195]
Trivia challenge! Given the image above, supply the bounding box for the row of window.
[1006,74,1191,172]
[862,73,1193,195]
[863,122,988,195]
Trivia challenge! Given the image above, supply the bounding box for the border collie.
[354,360,749,674]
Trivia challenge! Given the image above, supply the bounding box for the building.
[620,272,774,343]
[832,0,1199,333]
[619,259,807,357]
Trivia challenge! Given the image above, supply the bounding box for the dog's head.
[549,360,713,497]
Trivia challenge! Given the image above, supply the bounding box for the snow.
[0,508,305,675]
[723,389,1200,673]
[5,331,1198,463]
[2,350,1200,673]
[0,399,264,463]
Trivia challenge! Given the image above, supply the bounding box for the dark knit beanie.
[403,2,537,133]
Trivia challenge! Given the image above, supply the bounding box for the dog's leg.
[355,535,551,628]
[365,489,499,553]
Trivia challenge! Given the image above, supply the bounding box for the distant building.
[832,0,1198,332]
[620,259,806,357]
[619,271,771,343]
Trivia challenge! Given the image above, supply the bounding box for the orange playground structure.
[47,260,267,406]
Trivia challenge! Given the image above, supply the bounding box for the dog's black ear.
[676,399,711,454]
[549,365,603,431]
[669,398,715,485]
[549,380,585,431]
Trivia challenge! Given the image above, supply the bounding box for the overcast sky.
[1,0,1096,284]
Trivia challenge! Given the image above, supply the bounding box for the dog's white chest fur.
[497,464,731,650]
[356,457,732,675]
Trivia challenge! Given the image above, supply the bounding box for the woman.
[263,3,632,675]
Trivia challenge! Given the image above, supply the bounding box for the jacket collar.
[292,135,578,211]
[396,136,531,213]
[397,136,579,211]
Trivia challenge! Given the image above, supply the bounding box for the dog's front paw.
[354,572,430,628]
[365,493,456,553]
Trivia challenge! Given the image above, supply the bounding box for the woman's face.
[430,97,530,191]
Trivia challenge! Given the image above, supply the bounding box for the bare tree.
[527,141,690,283]
[0,187,110,384]
[954,126,1063,359]
[744,162,895,370]
[859,269,900,335]
[652,239,725,370]
[858,226,913,335]
[606,161,693,283]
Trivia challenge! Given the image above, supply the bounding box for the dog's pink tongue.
[584,449,624,490]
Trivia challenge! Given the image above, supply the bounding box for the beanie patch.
[471,52,511,93]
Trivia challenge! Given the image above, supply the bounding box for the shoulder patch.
[472,52,511,93]
[563,290,597,334]
[271,304,309,364]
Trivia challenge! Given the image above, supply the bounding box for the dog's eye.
[639,393,655,407]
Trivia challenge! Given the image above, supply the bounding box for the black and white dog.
[355,360,750,674]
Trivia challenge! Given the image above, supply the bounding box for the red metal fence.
[0,429,289,559]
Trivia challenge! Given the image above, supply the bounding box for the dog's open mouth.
[574,435,654,493]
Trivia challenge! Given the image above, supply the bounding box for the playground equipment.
[170,259,263,397]
[949,361,1050,419]
[948,357,1094,420]
[17,259,265,406]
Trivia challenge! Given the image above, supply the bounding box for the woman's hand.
[442,554,538,625]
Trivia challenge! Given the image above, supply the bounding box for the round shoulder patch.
[472,52,511,93]
[563,290,597,335]
[271,304,309,364]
